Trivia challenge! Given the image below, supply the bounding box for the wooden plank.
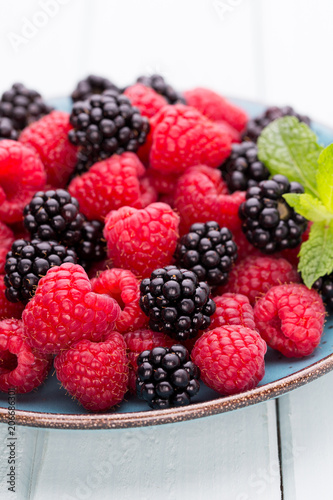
[278,371,333,499]
[3,401,282,500]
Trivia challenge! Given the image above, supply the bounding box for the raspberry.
[0,222,15,274]
[0,276,24,320]
[239,175,308,253]
[139,266,216,341]
[0,140,46,224]
[149,104,232,175]
[145,169,179,196]
[22,263,121,355]
[124,328,174,393]
[136,74,185,104]
[215,120,241,143]
[124,83,168,118]
[136,345,200,409]
[209,293,256,330]
[71,74,119,102]
[19,111,78,188]
[68,153,148,221]
[174,221,238,287]
[174,165,245,235]
[54,331,128,411]
[217,255,300,306]
[91,268,148,333]
[0,319,51,393]
[184,88,248,132]
[103,202,179,277]
[254,284,325,357]
[192,325,266,395]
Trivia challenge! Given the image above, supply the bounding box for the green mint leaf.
[298,221,333,288]
[317,144,333,212]
[283,193,333,222]
[258,116,322,198]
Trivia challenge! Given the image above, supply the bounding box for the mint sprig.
[257,118,333,288]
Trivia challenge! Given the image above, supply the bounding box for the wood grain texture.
[1,401,282,500]
[278,371,333,500]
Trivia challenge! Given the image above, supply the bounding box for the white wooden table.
[0,370,332,500]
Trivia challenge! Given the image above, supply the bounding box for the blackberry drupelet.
[4,239,77,303]
[220,141,270,192]
[136,345,200,409]
[0,83,53,133]
[239,174,308,254]
[174,221,238,287]
[243,105,311,142]
[136,74,185,104]
[71,74,119,103]
[68,91,150,175]
[313,275,333,310]
[139,265,216,341]
[75,220,106,271]
[23,189,85,246]
[0,117,18,140]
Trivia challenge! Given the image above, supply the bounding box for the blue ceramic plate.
[0,97,332,429]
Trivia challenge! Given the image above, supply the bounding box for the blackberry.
[0,117,18,141]
[0,83,53,133]
[174,221,238,287]
[244,105,311,142]
[313,275,333,310]
[239,174,308,254]
[136,345,200,409]
[23,189,85,246]
[4,238,77,304]
[136,74,185,104]
[68,91,149,175]
[139,265,216,341]
[75,219,106,271]
[220,141,270,192]
[71,74,119,103]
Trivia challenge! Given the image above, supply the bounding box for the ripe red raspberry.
[68,152,149,221]
[19,111,78,188]
[215,120,241,143]
[139,174,158,207]
[103,202,179,277]
[22,263,121,355]
[192,325,266,395]
[54,331,129,411]
[0,276,24,320]
[146,168,179,195]
[232,227,262,261]
[124,83,168,118]
[0,140,46,224]
[0,222,14,274]
[0,319,51,393]
[209,293,256,331]
[124,328,174,393]
[184,87,248,132]
[254,284,326,357]
[174,165,245,235]
[91,268,148,333]
[149,104,232,175]
[217,255,300,306]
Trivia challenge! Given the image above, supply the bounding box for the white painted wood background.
[1,1,333,498]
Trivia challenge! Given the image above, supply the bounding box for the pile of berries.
[0,77,328,415]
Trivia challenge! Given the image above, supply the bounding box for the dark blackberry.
[23,189,85,246]
[4,238,77,304]
[139,265,216,341]
[136,74,185,104]
[136,345,200,409]
[0,83,53,133]
[244,105,311,142]
[313,275,333,310]
[68,91,149,175]
[75,219,106,271]
[239,174,308,254]
[174,221,238,287]
[220,141,270,192]
[0,117,18,141]
[71,74,119,103]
